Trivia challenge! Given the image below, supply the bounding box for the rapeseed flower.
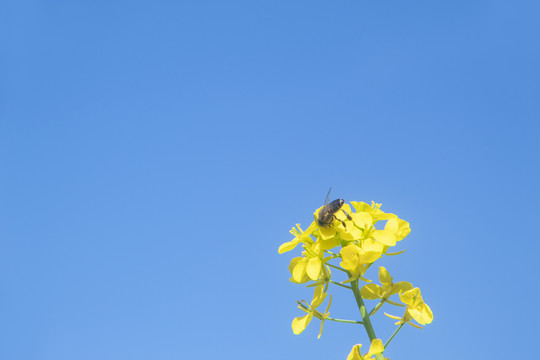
[348,202,410,247]
[292,285,332,338]
[361,267,412,302]
[288,241,325,283]
[400,287,433,326]
[280,196,432,358]
[340,242,384,282]
[350,201,395,223]
[385,287,433,328]
[279,222,316,254]
[346,339,386,360]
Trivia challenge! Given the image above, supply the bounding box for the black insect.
[316,188,352,228]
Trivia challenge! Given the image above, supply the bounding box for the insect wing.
[324,187,332,206]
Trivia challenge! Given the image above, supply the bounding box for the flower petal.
[290,257,309,284]
[399,288,421,306]
[346,344,363,360]
[278,238,301,254]
[367,339,384,356]
[410,303,433,325]
[372,230,397,246]
[306,257,322,280]
[319,236,340,250]
[391,281,413,295]
[351,212,373,228]
[318,226,337,240]
[361,283,381,299]
[292,313,313,334]
[379,267,393,286]
[339,225,363,241]
[311,285,327,308]
[386,218,411,241]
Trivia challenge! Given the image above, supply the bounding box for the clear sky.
[1,1,539,359]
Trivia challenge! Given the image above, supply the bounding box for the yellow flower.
[348,202,411,246]
[361,267,413,301]
[384,217,411,242]
[346,339,386,360]
[288,256,310,284]
[279,222,316,254]
[314,229,341,250]
[385,287,433,328]
[346,210,396,246]
[292,285,332,338]
[288,241,325,283]
[400,287,433,325]
[340,242,383,282]
[350,201,396,222]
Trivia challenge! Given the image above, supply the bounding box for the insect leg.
[332,214,347,228]
[341,209,353,220]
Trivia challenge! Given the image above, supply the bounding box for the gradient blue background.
[1,1,539,359]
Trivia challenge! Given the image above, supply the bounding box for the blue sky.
[1,1,539,359]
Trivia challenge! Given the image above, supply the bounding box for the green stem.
[329,280,352,290]
[351,280,385,360]
[326,317,363,325]
[368,299,386,317]
[384,323,405,349]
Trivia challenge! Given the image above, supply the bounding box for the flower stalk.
[384,323,405,349]
[368,299,386,317]
[351,280,385,360]
[279,197,433,359]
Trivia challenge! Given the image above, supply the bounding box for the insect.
[316,187,352,228]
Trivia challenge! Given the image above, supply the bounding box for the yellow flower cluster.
[280,201,411,285]
[279,199,433,359]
